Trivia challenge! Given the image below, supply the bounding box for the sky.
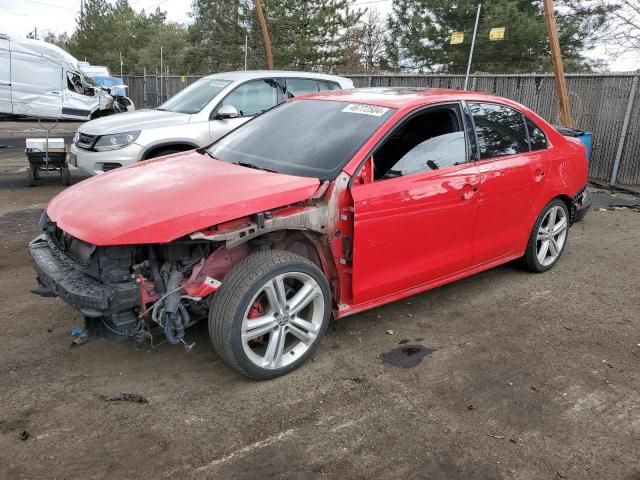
[1,0,637,72]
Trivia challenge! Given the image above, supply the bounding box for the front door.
[468,102,551,265]
[350,103,480,304]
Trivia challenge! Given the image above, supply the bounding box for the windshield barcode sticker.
[342,104,389,117]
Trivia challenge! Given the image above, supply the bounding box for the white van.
[0,34,133,120]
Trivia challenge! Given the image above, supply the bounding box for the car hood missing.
[46,151,321,246]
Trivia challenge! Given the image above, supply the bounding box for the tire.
[26,166,37,187]
[209,250,332,380]
[61,167,71,186]
[523,199,570,273]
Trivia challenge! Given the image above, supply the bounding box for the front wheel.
[209,250,332,379]
[523,199,569,272]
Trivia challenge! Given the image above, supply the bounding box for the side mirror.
[215,105,239,120]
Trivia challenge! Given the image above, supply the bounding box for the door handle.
[0,81,10,86]
[460,184,478,200]
[534,169,545,182]
[50,91,61,95]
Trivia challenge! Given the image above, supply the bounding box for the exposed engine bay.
[30,196,338,349]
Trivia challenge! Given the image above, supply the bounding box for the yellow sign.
[489,27,506,41]
[450,32,465,45]
[180,75,186,83]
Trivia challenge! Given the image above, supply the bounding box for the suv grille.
[76,132,97,150]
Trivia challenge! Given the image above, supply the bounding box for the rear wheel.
[61,167,71,186]
[523,199,569,272]
[209,250,331,379]
[26,166,37,187]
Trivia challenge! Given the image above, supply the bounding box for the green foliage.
[386,0,617,73]
[187,0,361,72]
[60,0,191,75]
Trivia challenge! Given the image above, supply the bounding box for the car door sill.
[336,252,522,319]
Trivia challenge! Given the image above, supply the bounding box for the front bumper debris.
[29,234,139,320]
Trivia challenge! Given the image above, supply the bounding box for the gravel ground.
[0,128,639,479]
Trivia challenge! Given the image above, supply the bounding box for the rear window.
[207,99,394,180]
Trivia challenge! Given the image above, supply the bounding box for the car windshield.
[206,99,395,180]
[159,78,231,114]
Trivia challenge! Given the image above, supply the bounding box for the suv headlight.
[73,131,80,145]
[94,131,140,151]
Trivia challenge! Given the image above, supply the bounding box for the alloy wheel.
[536,205,568,267]
[241,272,324,370]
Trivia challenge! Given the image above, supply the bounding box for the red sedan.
[30,88,589,379]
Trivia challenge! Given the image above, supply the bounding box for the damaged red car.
[30,88,589,379]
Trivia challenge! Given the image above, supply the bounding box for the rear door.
[209,78,280,142]
[468,102,550,265]
[350,103,480,304]
[0,37,12,114]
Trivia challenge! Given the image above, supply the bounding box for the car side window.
[469,103,529,159]
[525,117,548,150]
[318,80,340,91]
[285,78,319,98]
[221,79,279,117]
[372,104,467,180]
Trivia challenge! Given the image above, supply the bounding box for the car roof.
[300,87,525,111]
[201,70,352,84]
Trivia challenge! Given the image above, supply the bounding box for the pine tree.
[386,0,615,73]
[262,0,361,71]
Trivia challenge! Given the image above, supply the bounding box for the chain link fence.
[122,72,640,187]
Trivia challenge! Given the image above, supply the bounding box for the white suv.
[70,70,353,175]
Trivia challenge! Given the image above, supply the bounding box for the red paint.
[46,152,320,246]
[46,89,588,318]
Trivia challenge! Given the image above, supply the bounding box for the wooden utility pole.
[253,0,274,70]
[542,0,572,126]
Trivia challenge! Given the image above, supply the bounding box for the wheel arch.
[142,142,199,159]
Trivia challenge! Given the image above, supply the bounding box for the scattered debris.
[70,326,89,346]
[556,471,567,479]
[415,337,425,342]
[407,313,413,317]
[467,404,475,410]
[399,339,409,345]
[381,345,435,368]
[531,386,540,392]
[561,324,573,331]
[98,393,149,404]
[488,433,505,439]
[386,329,395,335]
[20,430,29,441]
[507,382,514,386]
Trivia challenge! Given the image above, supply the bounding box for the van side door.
[0,38,12,114]
[10,48,62,118]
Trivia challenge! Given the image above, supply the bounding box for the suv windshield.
[159,78,231,114]
[207,99,395,179]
